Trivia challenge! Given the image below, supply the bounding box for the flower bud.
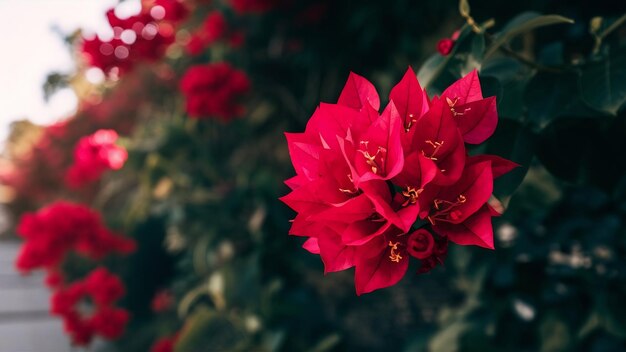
[407,229,435,260]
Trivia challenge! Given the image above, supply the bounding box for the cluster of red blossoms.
[81,0,188,76]
[16,202,135,344]
[16,202,136,272]
[186,11,244,56]
[66,129,128,189]
[51,268,129,345]
[281,68,517,295]
[179,62,251,120]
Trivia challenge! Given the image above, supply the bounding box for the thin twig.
[484,32,566,73]
[593,13,626,53]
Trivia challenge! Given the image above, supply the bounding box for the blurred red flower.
[45,270,65,288]
[83,267,126,305]
[15,202,135,272]
[66,129,128,189]
[185,11,245,55]
[152,0,189,23]
[151,289,175,312]
[50,267,129,345]
[203,11,228,44]
[82,0,187,76]
[89,306,130,339]
[179,62,251,120]
[151,333,179,352]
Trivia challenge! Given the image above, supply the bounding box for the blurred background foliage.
[2,0,626,351]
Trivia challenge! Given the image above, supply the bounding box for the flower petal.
[389,67,429,129]
[434,206,494,249]
[338,72,381,111]
[469,154,520,179]
[441,69,483,105]
[318,231,356,273]
[454,96,498,144]
[285,133,321,180]
[302,238,320,254]
[354,236,408,295]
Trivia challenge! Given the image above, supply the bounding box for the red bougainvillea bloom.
[15,202,135,272]
[151,333,179,352]
[66,129,128,189]
[50,267,129,345]
[203,11,228,44]
[62,312,94,346]
[82,0,186,76]
[179,63,251,120]
[185,34,206,56]
[282,67,517,294]
[185,11,245,55]
[90,306,130,339]
[440,69,498,144]
[83,267,126,305]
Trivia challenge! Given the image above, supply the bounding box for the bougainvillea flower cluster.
[15,201,136,272]
[15,202,135,345]
[281,68,517,294]
[51,267,130,345]
[81,0,188,75]
[179,62,251,120]
[66,129,128,189]
[185,11,245,56]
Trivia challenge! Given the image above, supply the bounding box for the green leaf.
[459,0,470,17]
[536,116,626,190]
[540,314,572,352]
[579,47,626,115]
[534,118,597,184]
[481,57,533,120]
[471,33,486,62]
[524,71,601,127]
[175,307,246,352]
[485,13,574,58]
[417,54,446,90]
[577,312,601,339]
[428,321,470,352]
[485,119,534,202]
[537,42,564,66]
[595,290,626,339]
[306,334,342,352]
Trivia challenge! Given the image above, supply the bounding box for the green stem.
[484,32,566,73]
[593,13,626,53]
